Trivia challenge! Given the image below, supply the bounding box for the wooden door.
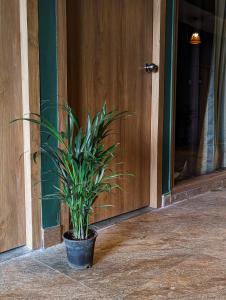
[0,0,26,252]
[67,0,153,222]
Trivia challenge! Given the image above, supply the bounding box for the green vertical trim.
[38,0,59,228]
[162,0,175,195]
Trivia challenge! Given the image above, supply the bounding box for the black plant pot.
[63,229,98,270]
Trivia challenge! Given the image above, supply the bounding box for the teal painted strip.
[162,0,175,195]
[38,0,59,228]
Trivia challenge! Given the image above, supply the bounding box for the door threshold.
[171,170,226,204]
[0,246,31,264]
[92,206,153,231]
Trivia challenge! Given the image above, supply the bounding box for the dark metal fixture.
[144,63,158,73]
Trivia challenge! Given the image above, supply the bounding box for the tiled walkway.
[1,190,226,299]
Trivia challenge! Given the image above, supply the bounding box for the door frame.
[20,0,42,249]
[151,0,166,208]
[57,0,70,234]
[170,0,179,190]
[57,0,166,231]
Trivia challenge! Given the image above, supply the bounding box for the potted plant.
[13,104,131,270]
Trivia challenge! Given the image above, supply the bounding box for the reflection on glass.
[189,32,201,44]
[175,0,226,182]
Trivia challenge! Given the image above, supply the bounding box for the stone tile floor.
[1,190,226,299]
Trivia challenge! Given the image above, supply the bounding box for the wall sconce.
[189,32,201,45]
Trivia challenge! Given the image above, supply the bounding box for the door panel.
[0,0,26,252]
[67,0,153,222]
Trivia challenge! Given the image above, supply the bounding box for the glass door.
[174,0,226,182]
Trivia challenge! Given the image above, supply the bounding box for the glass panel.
[174,0,226,182]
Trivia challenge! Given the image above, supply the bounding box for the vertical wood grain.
[150,0,166,208]
[26,0,42,249]
[66,0,153,222]
[20,0,33,248]
[0,0,26,252]
[57,0,70,234]
[20,0,42,249]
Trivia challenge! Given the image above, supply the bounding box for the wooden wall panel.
[0,0,26,252]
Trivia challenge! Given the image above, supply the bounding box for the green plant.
[14,104,131,240]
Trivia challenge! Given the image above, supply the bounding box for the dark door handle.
[144,63,158,73]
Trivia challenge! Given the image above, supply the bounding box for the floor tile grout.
[31,256,94,292]
[2,192,226,299]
